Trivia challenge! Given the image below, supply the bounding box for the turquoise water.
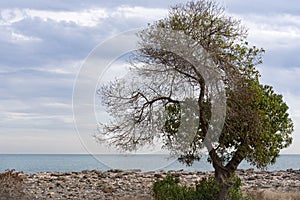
[0,154,299,174]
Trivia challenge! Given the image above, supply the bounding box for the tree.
[97,1,294,199]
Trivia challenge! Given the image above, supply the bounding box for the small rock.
[154,173,163,178]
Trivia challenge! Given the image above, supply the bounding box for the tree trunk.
[214,163,232,200]
[209,145,247,199]
[209,150,236,200]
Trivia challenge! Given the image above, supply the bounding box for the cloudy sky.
[0,0,299,154]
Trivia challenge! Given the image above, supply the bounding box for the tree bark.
[209,150,228,200]
[213,162,231,200]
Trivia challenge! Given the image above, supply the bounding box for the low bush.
[153,174,249,200]
[153,174,194,199]
[0,169,30,200]
[227,175,243,200]
[193,177,220,200]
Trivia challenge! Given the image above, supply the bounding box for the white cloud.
[0,8,25,25]
[111,6,167,21]
[11,31,41,42]
[0,6,167,28]
[232,13,300,50]
[1,111,73,124]
[259,66,300,95]
[0,8,108,27]
[26,8,108,27]
[223,0,300,16]
[0,6,168,69]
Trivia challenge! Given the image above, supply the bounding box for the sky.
[0,0,299,154]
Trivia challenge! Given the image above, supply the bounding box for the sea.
[0,154,299,174]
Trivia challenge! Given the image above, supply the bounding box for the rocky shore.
[20,169,300,199]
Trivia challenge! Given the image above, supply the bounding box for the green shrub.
[153,174,193,200]
[227,175,243,200]
[153,174,248,200]
[193,177,220,200]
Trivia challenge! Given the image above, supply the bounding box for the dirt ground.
[248,190,300,200]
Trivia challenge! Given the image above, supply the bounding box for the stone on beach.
[20,169,300,199]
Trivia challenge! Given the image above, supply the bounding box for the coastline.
[19,169,300,199]
[1,154,300,174]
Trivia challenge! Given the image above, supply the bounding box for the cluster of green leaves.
[220,75,294,169]
[153,174,247,200]
[246,84,294,168]
[164,103,182,136]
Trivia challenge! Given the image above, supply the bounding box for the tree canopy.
[96,0,293,198]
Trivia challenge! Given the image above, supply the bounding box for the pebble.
[20,169,300,199]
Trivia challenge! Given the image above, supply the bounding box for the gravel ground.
[12,169,300,199]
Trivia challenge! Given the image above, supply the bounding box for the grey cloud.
[11,19,95,66]
[258,66,300,95]
[1,6,167,69]
[224,0,300,15]
[0,128,83,154]
[0,69,73,98]
[264,47,300,69]
[0,0,189,11]
[0,0,299,153]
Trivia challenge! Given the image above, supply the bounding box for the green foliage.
[193,177,220,200]
[227,175,243,200]
[164,103,181,136]
[153,174,193,200]
[153,174,246,200]
[249,84,294,168]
